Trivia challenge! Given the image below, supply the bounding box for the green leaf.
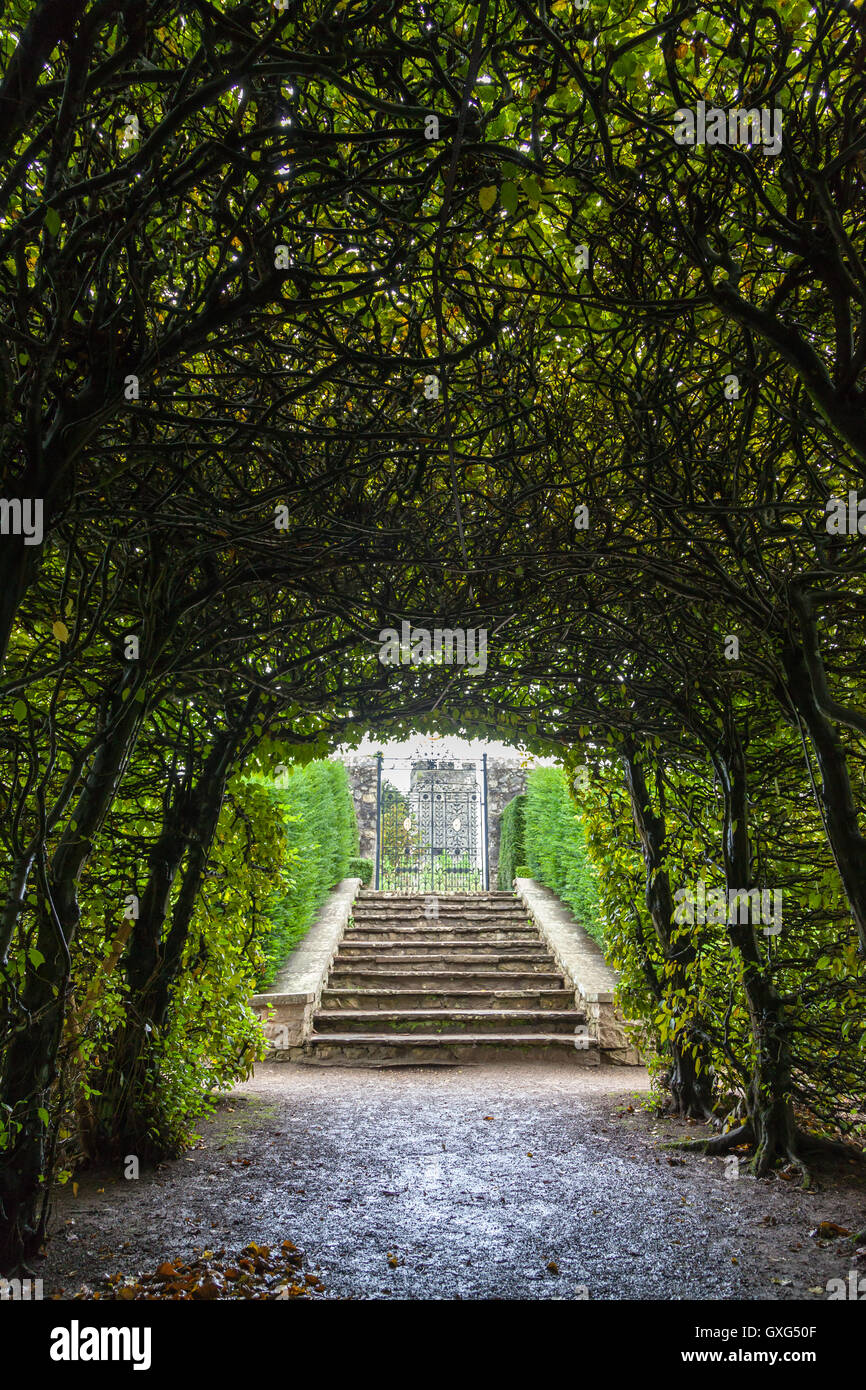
[13,699,27,722]
[37,1107,50,1127]
[44,207,61,237]
[479,185,498,212]
[500,181,518,214]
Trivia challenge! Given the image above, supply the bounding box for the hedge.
[497,793,527,889]
[348,856,373,886]
[253,760,358,986]
[522,767,603,945]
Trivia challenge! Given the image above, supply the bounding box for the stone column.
[485,758,530,884]
[341,756,379,865]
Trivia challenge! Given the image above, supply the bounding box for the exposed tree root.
[665,1121,753,1156]
[796,1132,865,1161]
[664,1118,864,1188]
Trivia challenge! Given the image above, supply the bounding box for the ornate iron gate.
[375,756,489,892]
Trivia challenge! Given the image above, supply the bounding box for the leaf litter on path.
[65,1239,325,1300]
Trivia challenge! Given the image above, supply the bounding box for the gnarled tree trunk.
[621,742,715,1119]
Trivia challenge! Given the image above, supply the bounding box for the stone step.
[341,934,539,945]
[336,945,554,961]
[351,914,529,927]
[295,1033,600,1066]
[353,896,525,906]
[343,934,543,945]
[353,906,528,917]
[321,988,575,1010]
[359,892,517,901]
[313,1008,586,1035]
[351,908,530,920]
[330,968,566,989]
[349,916,531,927]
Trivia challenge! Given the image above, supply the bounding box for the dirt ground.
[36,1061,866,1301]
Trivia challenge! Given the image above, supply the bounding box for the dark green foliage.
[523,768,603,944]
[497,793,527,888]
[254,761,358,987]
[348,856,373,886]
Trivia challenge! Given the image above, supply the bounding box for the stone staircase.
[296,890,599,1065]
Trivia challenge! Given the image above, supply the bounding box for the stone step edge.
[346,924,535,932]
[323,988,572,998]
[314,1008,586,1023]
[304,1031,597,1047]
[335,950,553,961]
[328,967,567,978]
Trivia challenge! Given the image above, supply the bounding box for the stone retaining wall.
[250,878,360,1053]
[514,878,641,1065]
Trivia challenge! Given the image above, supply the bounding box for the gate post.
[374,751,383,890]
[482,753,490,890]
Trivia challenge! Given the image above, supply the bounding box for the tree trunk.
[90,720,248,1158]
[782,636,866,958]
[621,743,715,1118]
[718,721,798,1176]
[0,687,142,1272]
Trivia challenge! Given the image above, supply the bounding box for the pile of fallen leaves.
[73,1241,325,1300]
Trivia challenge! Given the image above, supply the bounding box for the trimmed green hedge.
[497,793,527,888]
[348,856,373,886]
[523,767,603,945]
[254,760,358,987]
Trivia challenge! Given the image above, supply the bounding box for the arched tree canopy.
[1,0,865,1270]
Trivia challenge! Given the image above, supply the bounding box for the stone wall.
[485,758,529,884]
[515,878,642,1065]
[251,878,361,1051]
[342,756,378,863]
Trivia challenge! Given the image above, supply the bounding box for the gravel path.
[39,1062,866,1300]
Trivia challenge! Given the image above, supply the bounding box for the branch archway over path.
[2,0,865,1270]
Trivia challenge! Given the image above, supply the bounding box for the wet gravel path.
[40,1062,865,1300]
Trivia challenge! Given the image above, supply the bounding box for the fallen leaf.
[192,1280,220,1300]
[810,1222,850,1239]
[547,1261,559,1274]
